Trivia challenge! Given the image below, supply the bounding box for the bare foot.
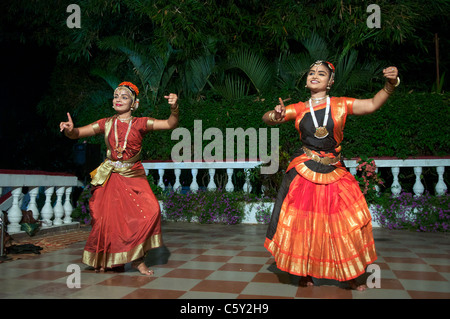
[299,275,314,287]
[135,262,154,276]
[347,279,367,291]
[95,267,105,273]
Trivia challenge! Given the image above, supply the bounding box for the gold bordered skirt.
[82,171,162,269]
[265,167,377,282]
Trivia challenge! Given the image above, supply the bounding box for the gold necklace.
[118,116,132,122]
[309,96,330,139]
[114,117,133,159]
[310,95,328,102]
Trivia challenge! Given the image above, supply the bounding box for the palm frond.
[301,33,329,61]
[227,49,273,94]
[214,74,249,100]
[183,54,216,95]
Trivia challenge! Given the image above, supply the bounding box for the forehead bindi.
[310,64,329,74]
[114,88,132,98]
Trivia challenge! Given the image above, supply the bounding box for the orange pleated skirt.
[264,171,377,282]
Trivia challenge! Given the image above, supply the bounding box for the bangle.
[269,111,283,122]
[170,105,179,115]
[383,82,395,95]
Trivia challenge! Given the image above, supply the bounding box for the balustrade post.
[374,167,380,195]
[207,169,217,191]
[413,167,425,197]
[391,167,402,197]
[190,169,199,192]
[27,187,40,220]
[225,168,234,192]
[173,169,182,192]
[243,168,252,193]
[436,166,447,196]
[41,186,54,227]
[63,187,73,224]
[7,187,23,233]
[157,169,165,189]
[53,187,65,225]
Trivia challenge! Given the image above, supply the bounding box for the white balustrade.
[143,161,264,193]
[344,157,450,197]
[144,157,449,197]
[0,170,79,234]
[1,157,447,233]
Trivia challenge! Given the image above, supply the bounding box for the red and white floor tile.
[1,223,449,300]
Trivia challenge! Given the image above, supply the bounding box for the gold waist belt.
[90,152,142,186]
[302,146,341,166]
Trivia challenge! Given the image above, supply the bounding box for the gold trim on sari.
[82,233,162,269]
[90,117,146,186]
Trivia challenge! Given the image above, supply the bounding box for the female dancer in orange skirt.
[60,82,179,275]
[263,61,399,290]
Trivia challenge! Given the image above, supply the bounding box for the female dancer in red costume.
[263,61,399,290]
[60,82,179,275]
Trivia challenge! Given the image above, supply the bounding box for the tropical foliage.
[1,0,449,172]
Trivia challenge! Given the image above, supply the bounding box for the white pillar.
[173,169,182,192]
[64,187,74,223]
[413,166,424,197]
[190,169,199,192]
[53,187,65,225]
[225,168,234,192]
[391,167,401,197]
[435,166,447,196]
[7,187,23,233]
[157,169,165,189]
[27,187,40,220]
[207,169,216,191]
[243,168,252,193]
[374,167,380,195]
[41,186,54,227]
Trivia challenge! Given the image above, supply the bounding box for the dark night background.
[0,41,93,177]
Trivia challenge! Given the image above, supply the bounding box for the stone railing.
[344,157,449,197]
[143,157,449,196]
[1,157,447,233]
[142,161,264,193]
[0,170,80,234]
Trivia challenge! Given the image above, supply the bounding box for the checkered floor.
[1,222,449,300]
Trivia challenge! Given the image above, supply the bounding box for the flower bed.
[371,192,450,232]
[159,188,274,225]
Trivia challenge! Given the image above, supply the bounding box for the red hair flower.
[118,81,139,96]
[325,61,335,73]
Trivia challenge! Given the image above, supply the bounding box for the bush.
[372,192,450,232]
[160,188,274,224]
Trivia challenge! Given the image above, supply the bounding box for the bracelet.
[170,105,179,115]
[383,82,396,95]
[269,111,284,122]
